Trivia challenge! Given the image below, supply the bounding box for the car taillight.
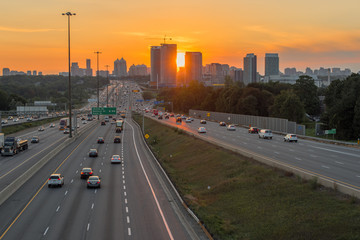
[87,181,90,184]
[48,178,51,180]
[97,181,100,184]
[81,172,84,174]
[90,172,93,174]
[57,178,61,180]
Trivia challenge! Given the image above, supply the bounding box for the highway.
[0,82,208,240]
[147,113,360,191]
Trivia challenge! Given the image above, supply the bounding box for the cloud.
[0,26,62,33]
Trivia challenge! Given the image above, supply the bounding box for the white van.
[258,129,273,139]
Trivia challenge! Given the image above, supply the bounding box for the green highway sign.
[325,129,336,135]
[92,107,116,115]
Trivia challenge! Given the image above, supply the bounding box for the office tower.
[33,70,37,76]
[150,46,161,85]
[185,52,202,84]
[243,53,257,85]
[230,67,243,82]
[113,58,127,77]
[160,44,177,87]
[3,68,10,76]
[86,59,93,76]
[265,53,279,76]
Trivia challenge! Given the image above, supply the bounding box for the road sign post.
[92,107,117,115]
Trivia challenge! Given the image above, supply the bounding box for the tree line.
[157,75,321,124]
[0,75,109,111]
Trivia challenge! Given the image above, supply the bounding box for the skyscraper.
[265,53,279,76]
[243,53,257,85]
[2,68,10,76]
[113,58,127,77]
[85,59,93,76]
[150,46,161,86]
[160,44,177,87]
[185,52,202,84]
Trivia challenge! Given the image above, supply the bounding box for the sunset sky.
[1,0,360,75]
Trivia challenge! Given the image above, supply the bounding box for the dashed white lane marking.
[125,198,128,204]
[95,189,97,194]
[56,206,60,212]
[123,186,126,190]
[312,146,360,158]
[87,223,90,231]
[126,207,128,213]
[122,171,124,174]
[122,175,125,179]
[289,149,294,152]
[84,157,86,160]
[123,180,125,184]
[101,162,104,165]
[80,163,82,166]
[295,157,302,161]
[356,175,360,178]
[127,216,130,223]
[76,170,78,173]
[274,151,280,154]
[128,228,131,236]
[99,169,102,173]
[43,227,49,236]
[243,142,247,145]
[322,165,330,169]
[310,154,317,158]
[105,152,107,155]
[65,191,68,196]
[257,146,262,149]
[124,192,127,196]
[71,179,73,183]
[335,161,344,165]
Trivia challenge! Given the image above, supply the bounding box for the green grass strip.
[133,112,360,240]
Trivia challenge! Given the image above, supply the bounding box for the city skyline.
[1,0,360,74]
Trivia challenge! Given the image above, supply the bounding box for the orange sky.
[1,0,360,75]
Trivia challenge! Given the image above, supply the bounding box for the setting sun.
[177,52,185,68]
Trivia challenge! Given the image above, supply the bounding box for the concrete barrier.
[0,120,98,206]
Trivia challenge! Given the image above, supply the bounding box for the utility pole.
[94,51,102,120]
[105,64,110,107]
[62,11,76,138]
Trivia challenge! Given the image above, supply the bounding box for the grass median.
[133,113,360,240]
[2,117,62,135]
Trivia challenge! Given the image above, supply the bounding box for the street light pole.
[105,64,110,107]
[62,11,76,138]
[94,51,102,120]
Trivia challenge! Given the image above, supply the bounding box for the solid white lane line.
[335,161,344,165]
[312,146,360,158]
[56,206,60,212]
[87,223,90,231]
[128,228,131,236]
[91,203,94,209]
[127,216,130,223]
[128,122,174,240]
[43,227,49,236]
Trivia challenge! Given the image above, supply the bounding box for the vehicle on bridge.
[1,137,28,156]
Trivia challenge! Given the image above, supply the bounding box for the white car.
[111,154,122,164]
[49,123,55,128]
[227,124,236,131]
[185,118,192,123]
[13,118,19,122]
[1,120,7,124]
[258,129,273,139]
[48,174,64,188]
[284,134,298,142]
[198,127,207,133]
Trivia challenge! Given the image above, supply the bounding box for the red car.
[248,127,259,134]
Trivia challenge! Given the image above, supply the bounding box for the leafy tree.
[293,75,320,116]
[270,90,305,122]
[0,90,9,110]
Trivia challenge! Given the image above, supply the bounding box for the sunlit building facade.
[160,44,177,87]
[185,52,202,84]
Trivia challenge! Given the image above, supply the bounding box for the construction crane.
[145,35,172,44]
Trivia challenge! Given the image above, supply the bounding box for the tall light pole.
[94,51,102,120]
[105,64,110,107]
[62,11,76,138]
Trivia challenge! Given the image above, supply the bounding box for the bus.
[59,118,68,130]
[115,120,124,133]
